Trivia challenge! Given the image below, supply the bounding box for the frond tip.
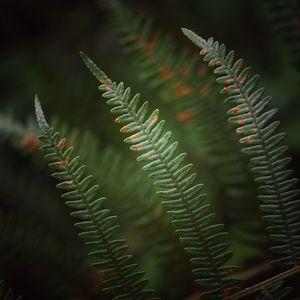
[80,52,111,84]
[181,28,207,49]
[34,94,49,134]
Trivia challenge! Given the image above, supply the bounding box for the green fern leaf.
[34,96,158,300]
[51,117,194,297]
[81,52,241,299]
[182,28,300,267]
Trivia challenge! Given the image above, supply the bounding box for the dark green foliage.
[52,117,193,297]
[2,1,300,299]
[0,281,21,300]
[0,111,192,298]
[81,52,241,299]
[264,0,300,69]
[258,281,292,300]
[182,28,300,268]
[0,212,93,297]
[98,0,265,266]
[103,1,236,162]
[35,97,157,300]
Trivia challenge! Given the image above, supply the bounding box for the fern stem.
[226,265,300,300]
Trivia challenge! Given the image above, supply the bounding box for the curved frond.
[81,53,241,299]
[182,28,300,267]
[52,117,193,296]
[34,96,158,300]
[0,110,192,296]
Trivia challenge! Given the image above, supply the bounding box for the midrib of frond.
[47,131,142,298]
[108,83,225,288]
[201,44,298,265]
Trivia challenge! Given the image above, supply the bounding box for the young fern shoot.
[182,28,300,268]
[81,52,241,299]
[34,96,158,300]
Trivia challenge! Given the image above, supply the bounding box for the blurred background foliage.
[0,0,300,299]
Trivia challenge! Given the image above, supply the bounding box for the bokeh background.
[1,0,300,299]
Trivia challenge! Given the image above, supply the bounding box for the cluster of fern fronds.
[1,0,300,299]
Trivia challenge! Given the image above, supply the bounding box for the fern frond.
[97,1,265,266]
[0,281,21,300]
[0,111,192,296]
[102,3,220,147]
[51,117,193,296]
[81,52,241,299]
[109,7,200,96]
[182,28,300,267]
[51,116,193,299]
[34,96,157,300]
